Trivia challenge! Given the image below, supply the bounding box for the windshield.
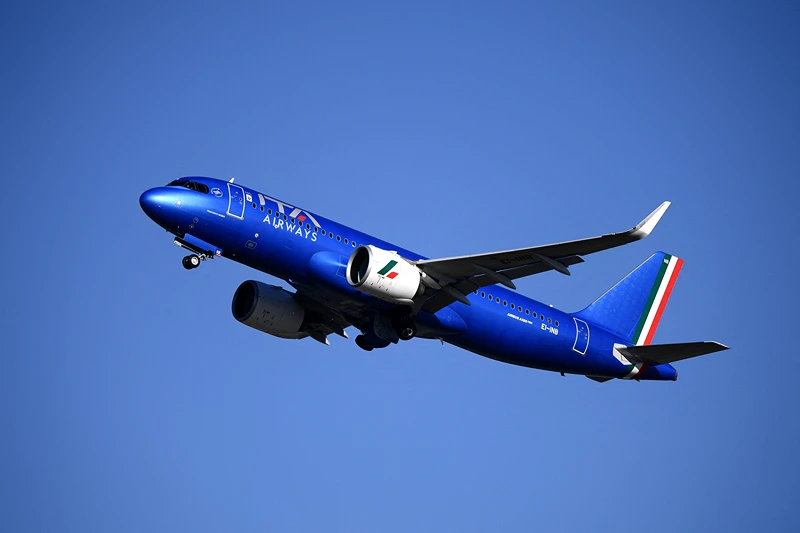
[166,180,209,194]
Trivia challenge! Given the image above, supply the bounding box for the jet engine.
[231,280,305,338]
[346,245,425,304]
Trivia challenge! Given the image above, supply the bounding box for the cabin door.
[227,183,245,219]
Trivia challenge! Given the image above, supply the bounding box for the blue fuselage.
[140,177,677,381]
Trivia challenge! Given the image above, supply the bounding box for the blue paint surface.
[141,176,679,379]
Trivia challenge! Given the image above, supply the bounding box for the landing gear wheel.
[398,322,417,341]
[183,254,201,270]
[355,335,374,352]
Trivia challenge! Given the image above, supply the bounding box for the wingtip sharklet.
[631,201,670,239]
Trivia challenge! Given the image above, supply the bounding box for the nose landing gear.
[174,237,218,270]
[182,254,202,270]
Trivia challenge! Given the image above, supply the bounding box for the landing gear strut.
[182,254,201,270]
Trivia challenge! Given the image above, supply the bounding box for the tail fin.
[575,252,684,345]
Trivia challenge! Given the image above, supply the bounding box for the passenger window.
[481,292,485,298]
[533,312,537,318]
[503,300,507,306]
[525,309,530,315]
[555,320,559,327]
[352,241,356,247]
[252,202,257,209]
[268,208,272,214]
[547,318,552,324]
[306,223,310,230]
[344,238,349,245]
[337,236,341,242]
[488,294,493,300]
[541,315,545,321]
[322,229,326,236]
[496,297,500,303]
[260,206,264,212]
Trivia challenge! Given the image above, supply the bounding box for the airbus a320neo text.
[140,177,727,382]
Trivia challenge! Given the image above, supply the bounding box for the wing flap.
[617,341,729,365]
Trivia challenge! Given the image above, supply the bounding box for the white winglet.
[631,201,670,239]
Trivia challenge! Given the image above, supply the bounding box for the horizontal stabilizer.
[616,341,729,366]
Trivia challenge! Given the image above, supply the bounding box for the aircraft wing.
[292,289,355,345]
[417,202,670,313]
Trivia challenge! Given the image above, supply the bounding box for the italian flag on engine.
[377,260,399,279]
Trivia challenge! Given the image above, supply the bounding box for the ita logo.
[378,260,399,279]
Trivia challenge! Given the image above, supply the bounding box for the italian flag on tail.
[631,253,684,346]
[621,253,683,379]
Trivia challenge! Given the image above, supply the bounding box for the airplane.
[139,177,728,382]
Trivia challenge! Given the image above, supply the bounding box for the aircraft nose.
[139,187,168,220]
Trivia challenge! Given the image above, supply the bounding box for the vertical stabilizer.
[575,252,684,345]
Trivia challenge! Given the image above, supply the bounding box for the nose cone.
[140,188,160,215]
[139,187,174,225]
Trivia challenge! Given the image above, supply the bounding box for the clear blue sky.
[2,2,798,531]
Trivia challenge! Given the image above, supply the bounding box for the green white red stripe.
[621,361,648,380]
[378,260,399,279]
[631,253,683,346]
[621,253,684,379]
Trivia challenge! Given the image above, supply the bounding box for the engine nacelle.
[231,280,305,338]
[346,245,424,304]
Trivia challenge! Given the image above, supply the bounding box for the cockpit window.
[166,180,209,194]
